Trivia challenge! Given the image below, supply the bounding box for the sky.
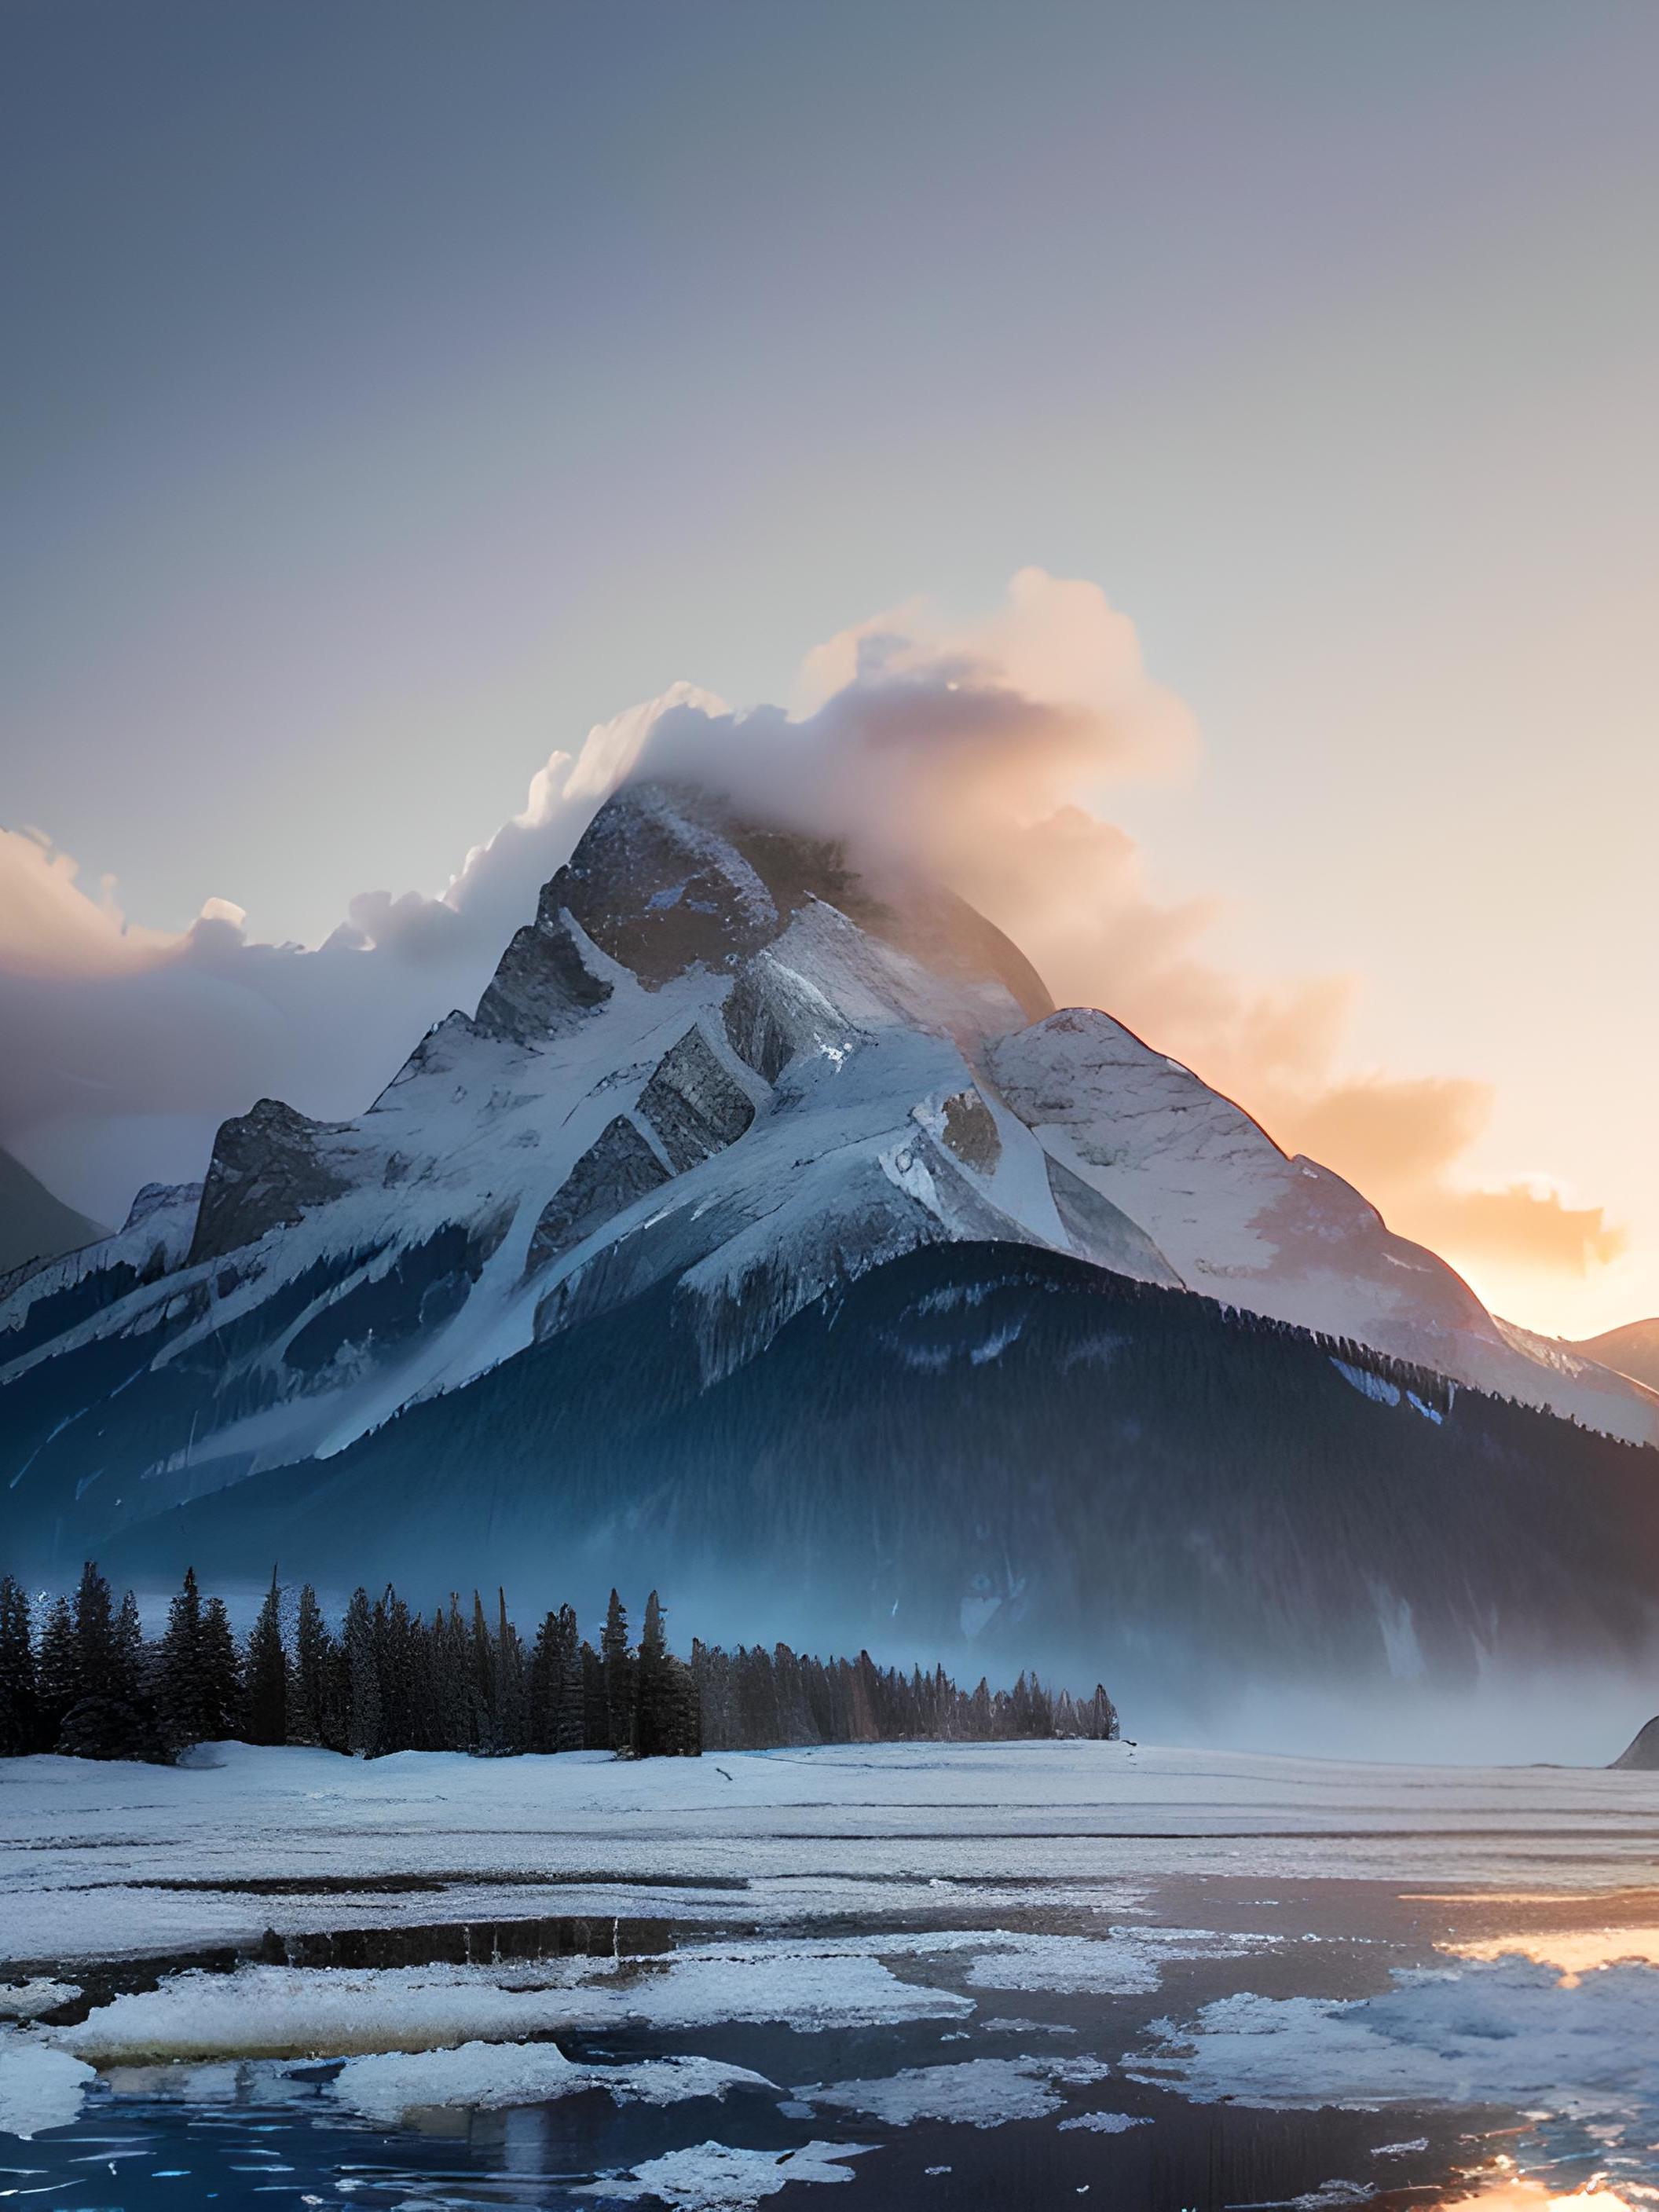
[2,0,1655,1337]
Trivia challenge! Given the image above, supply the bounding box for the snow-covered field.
[3,1737,1655,1968]
[2,1740,1657,2204]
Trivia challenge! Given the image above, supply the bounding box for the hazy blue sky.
[3,0,1656,1331]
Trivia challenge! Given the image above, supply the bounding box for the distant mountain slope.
[104,1243,1659,1708]
[0,1148,107,1278]
[1573,1320,1659,1393]
[4,777,1657,1598]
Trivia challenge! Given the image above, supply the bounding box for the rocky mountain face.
[4,779,1657,1694]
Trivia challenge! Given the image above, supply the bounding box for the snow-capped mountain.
[1572,1319,1659,1394]
[4,778,1657,1668]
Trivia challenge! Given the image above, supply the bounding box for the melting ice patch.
[795,2053,1112,2129]
[583,2137,874,2208]
[54,1945,972,2069]
[965,1928,1273,1998]
[0,1979,79,2021]
[0,2032,97,2139]
[333,2041,775,2125]
[1125,1956,1659,2188]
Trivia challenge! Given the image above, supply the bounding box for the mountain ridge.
[3,778,1657,1675]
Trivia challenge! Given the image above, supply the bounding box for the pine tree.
[431,1599,471,1752]
[635,1591,675,1757]
[344,1588,382,1758]
[494,1591,529,1755]
[158,1568,216,1755]
[197,1598,243,1740]
[115,1590,145,1694]
[528,1612,561,1753]
[374,1588,418,1752]
[36,1595,79,1747]
[288,1585,334,1746]
[580,1639,607,1750]
[0,1578,38,1756]
[468,1592,497,1754]
[55,1564,155,1761]
[244,1571,287,1745]
[555,1606,584,1752]
[71,1562,119,1697]
[156,1566,200,1752]
[601,1589,635,1756]
[665,1653,701,1756]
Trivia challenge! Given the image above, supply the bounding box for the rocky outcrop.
[474,898,612,1046]
[637,1027,756,1174]
[555,782,800,982]
[938,1089,1002,1173]
[189,1100,353,1265]
[722,952,858,1082]
[524,1117,671,1277]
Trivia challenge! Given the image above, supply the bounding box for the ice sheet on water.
[965,1928,1269,1997]
[1126,1954,1659,2187]
[581,2137,875,2209]
[331,2041,775,2126]
[797,2055,1087,2130]
[54,1939,970,2070]
[0,2031,97,2139]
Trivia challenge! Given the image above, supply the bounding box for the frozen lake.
[2,1741,1655,2208]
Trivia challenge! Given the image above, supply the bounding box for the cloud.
[0,573,1623,1295]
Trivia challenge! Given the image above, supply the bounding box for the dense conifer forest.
[79,1245,1659,1703]
[0,1564,1119,1764]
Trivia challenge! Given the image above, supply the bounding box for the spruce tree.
[197,1598,243,1740]
[344,1588,382,1757]
[494,1591,529,1755]
[36,1595,79,1747]
[635,1591,674,1757]
[55,1565,155,1760]
[0,1578,38,1756]
[374,1589,417,1752]
[156,1569,203,1753]
[555,1606,584,1752]
[580,1639,607,1750]
[71,1562,119,1697]
[244,1572,287,1745]
[468,1592,497,1753]
[601,1589,635,1756]
[288,1585,333,1746]
[665,1653,701,1756]
[528,1613,560,1753]
[432,1599,471,1752]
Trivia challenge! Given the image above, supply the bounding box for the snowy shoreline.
[2,1737,1654,1973]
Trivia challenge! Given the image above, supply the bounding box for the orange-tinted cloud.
[0,570,1628,1292]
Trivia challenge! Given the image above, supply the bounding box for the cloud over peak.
[0,571,1623,1301]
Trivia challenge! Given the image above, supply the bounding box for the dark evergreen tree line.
[0,1566,1118,1763]
[689,1640,1117,1750]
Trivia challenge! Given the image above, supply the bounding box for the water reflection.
[1442,1928,1659,1986]
[1446,2166,1643,2210]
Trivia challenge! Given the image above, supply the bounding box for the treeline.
[0,1563,1119,1764]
